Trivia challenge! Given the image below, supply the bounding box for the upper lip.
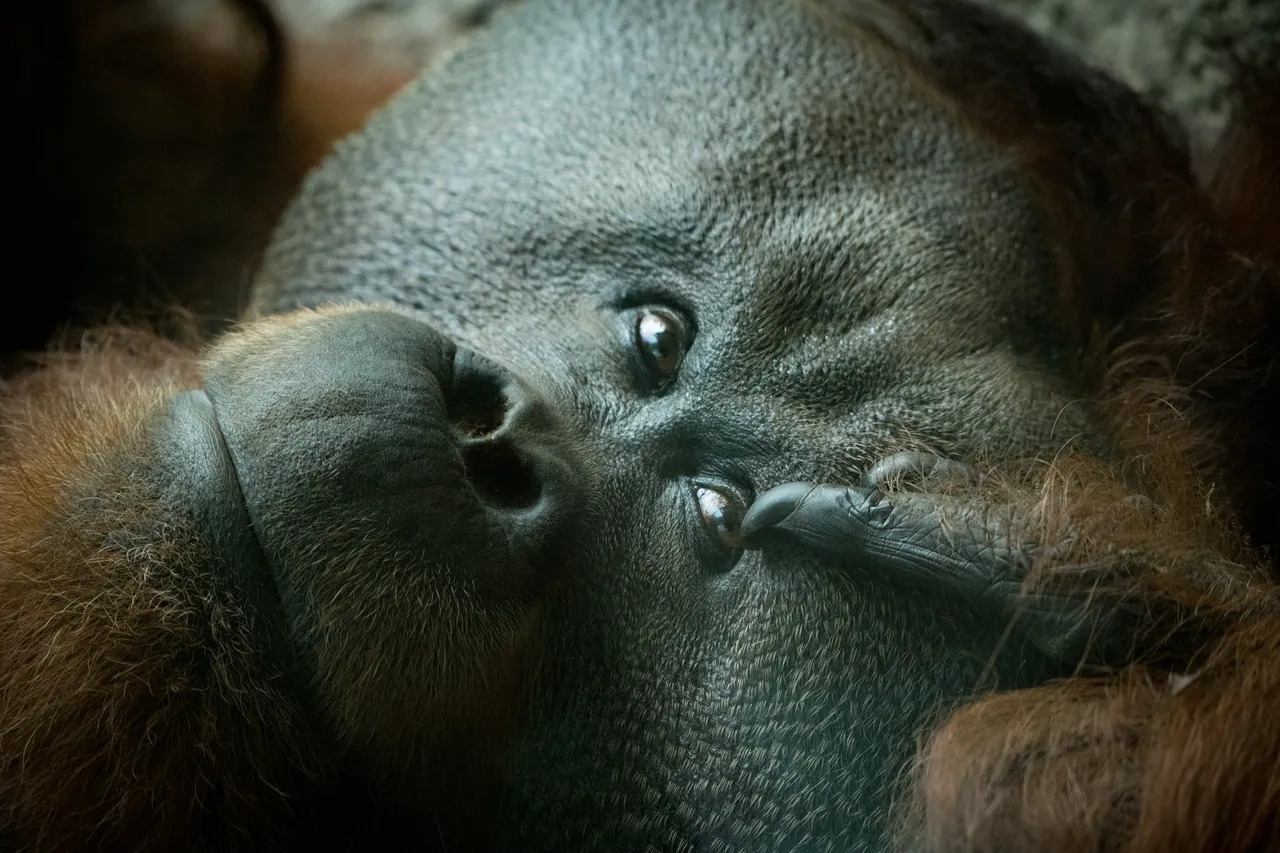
[165,387,299,677]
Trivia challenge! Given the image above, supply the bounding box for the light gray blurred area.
[278,0,1277,134]
[270,0,511,67]
[983,0,1279,134]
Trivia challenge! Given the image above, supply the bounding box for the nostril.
[461,440,543,510]
[447,366,509,438]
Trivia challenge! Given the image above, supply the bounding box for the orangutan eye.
[635,308,689,382]
[696,485,746,551]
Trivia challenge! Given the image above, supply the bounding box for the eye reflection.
[635,309,687,379]
[696,485,745,551]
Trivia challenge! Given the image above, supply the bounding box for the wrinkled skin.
[240,0,1106,848]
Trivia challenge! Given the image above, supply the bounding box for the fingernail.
[740,482,819,546]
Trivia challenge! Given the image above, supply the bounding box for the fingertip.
[740,482,819,547]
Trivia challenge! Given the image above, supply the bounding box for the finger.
[743,480,1149,666]
[744,482,1021,600]
[861,451,979,489]
[740,482,892,552]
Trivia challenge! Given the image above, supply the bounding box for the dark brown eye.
[635,309,688,380]
[696,485,746,551]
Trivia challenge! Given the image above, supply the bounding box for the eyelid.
[612,290,699,332]
[693,477,752,511]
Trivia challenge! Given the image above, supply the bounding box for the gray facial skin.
[251,0,1098,848]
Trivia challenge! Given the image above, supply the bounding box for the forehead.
[253,0,1079,485]
[257,0,1057,334]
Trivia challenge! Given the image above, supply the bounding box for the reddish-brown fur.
[0,5,492,846]
[0,327,318,850]
[0,312,532,850]
[5,0,1280,850]
[815,2,1280,849]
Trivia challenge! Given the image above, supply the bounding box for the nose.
[200,308,579,584]
[448,350,540,510]
[447,348,576,541]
